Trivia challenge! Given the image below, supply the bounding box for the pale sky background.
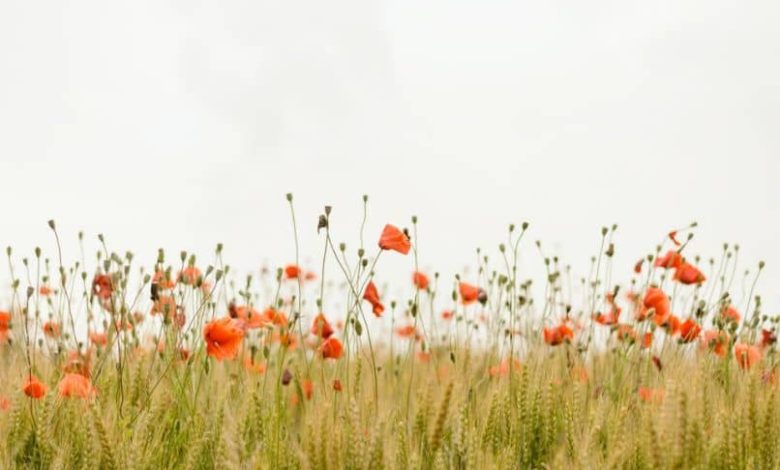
[0,1,778,314]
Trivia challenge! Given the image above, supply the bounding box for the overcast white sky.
[0,1,778,313]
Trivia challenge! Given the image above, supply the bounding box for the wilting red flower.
[488,358,522,378]
[673,262,706,285]
[332,379,343,392]
[92,274,113,300]
[89,331,108,347]
[654,250,684,269]
[362,281,384,317]
[319,337,343,360]
[311,313,334,339]
[43,321,61,338]
[23,376,48,399]
[735,343,762,370]
[58,373,95,398]
[0,311,10,343]
[651,355,663,372]
[701,330,729,358]
[634,259,644,274]
[441,310,454,320]
[378,224,411,255]
[721,305,741,323]
[178,266,202,286]
[203,317,245,361]
[459,282,481,305]
[761,329,777,348]
[677,319,701,343]
[668,230,682,246]
[152,270,176,289]
[642,332,654,349]
[413,271,430,290]
[642,287,671,325]
[638,387,664,403]
[284,264,301,280]
[543,324,574,346]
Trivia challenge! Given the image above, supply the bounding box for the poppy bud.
[286,193,293,202]
[282,369,293,386]
[48,220,56,230]
[478,289,488,306]
[317,215,328,232]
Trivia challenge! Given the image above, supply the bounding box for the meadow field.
[0,196,777,469]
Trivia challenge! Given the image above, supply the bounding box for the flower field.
[0,196,777,469]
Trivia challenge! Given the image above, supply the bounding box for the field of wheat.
[0,195,776,469]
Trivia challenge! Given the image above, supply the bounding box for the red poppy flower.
[23,376,48,399]
[642,332,654,349]
[642,287,671,325]
[761,329,777,348]
[362,281,384,317]
[43,321,61,338]
[39,285,53,296]
[311,313,334,339]
[0,311,10,343]
[654,250,684,269]
[262,308,288,328]
[178,266,202,286]
[89,331,108,347]
[615,324,637,342]
[413,271,430,290]
[203,317,245,361]
[302,379,314,400]
[92,274,113,300]
[673,262,706,285]
[735,343,762,370]
[284,264,301,280]
[441,310,454,320]
[721,305,741,323]
[378,224,411,255]
[152,270,176,289]
[319,337,343,360]
[677,319,701,343]
[332,379,343,392]
[58,373,96,398]
[543,324,574,346]
[459,282,481,305]
[396,325,420,340]
[594,300,621,326]
[701,330,729,358]
[488,358,522,378]
[243,356,267,374]
[229,304,267,329]
[638,387,664,404]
